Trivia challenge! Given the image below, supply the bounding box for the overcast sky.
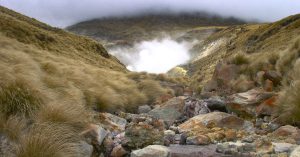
[1,0,300,28]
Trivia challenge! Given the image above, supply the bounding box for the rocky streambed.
[79,90,300,157]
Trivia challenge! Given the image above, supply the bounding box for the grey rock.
[131,145,169,157]
[148,97,185,126]
[169,144,222,157]
[272,142,296,153]
[80,124,109,146]
[138,105,152,114]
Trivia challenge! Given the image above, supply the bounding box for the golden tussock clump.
[16,123,83,157]
[276,40,300,124]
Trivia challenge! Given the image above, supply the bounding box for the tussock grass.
[138,79,169,104]
[0,81,42,117]
[276,39,300,76]
[230,53,249,65]
[276,60,300,124]
[16,123,83,157]
[0,114,27,141]
[276,40,300,124]
[36,103,90,129]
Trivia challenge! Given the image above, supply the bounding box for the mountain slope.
[67,12,245,47]
[187,14,300,91]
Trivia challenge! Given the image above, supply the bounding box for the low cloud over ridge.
[1,0,300,27]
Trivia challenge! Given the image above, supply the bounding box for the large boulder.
[148,97,185,126]
[226,89,275,118]
[131,145,169,157]
[179,112,248,132]
[178,112,252,144]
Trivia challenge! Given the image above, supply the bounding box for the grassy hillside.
[67,12,245,47]
[188,14,300,92]
[0,6,186,156]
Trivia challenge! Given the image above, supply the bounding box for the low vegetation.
[276,40,300,124]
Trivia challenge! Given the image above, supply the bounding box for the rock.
[98,113,127,133]
[256,96,278,117]
[169,126,179,133]
[168,144,222,157]
[264,70,282,86]
[264,79,274,92]
[124,123,164,149]
[78,141,93,157]
[224,129,237,141]
[148,97,185,126]
[255,139,274,154]
[216,141,256,155]
[272,142,296,153]
[111,145,128,157]
[183,98,210,118]
[179,112,247,132]
[164,130,176,145]
[290,146,300,157]
[80,124,109,146]
[204,96,227,112]
[186,135,211,145]
[226,89,275,118]
[203,62,238,94]
[256,71,266,86]
[272,125,300,143]
[131,145,169,157]
[138,105,152,114]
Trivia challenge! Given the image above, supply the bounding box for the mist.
[110,38,191,73]
[1,0,300,28]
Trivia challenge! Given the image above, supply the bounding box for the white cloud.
[110,38,191,73]
[1,0,300,27]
